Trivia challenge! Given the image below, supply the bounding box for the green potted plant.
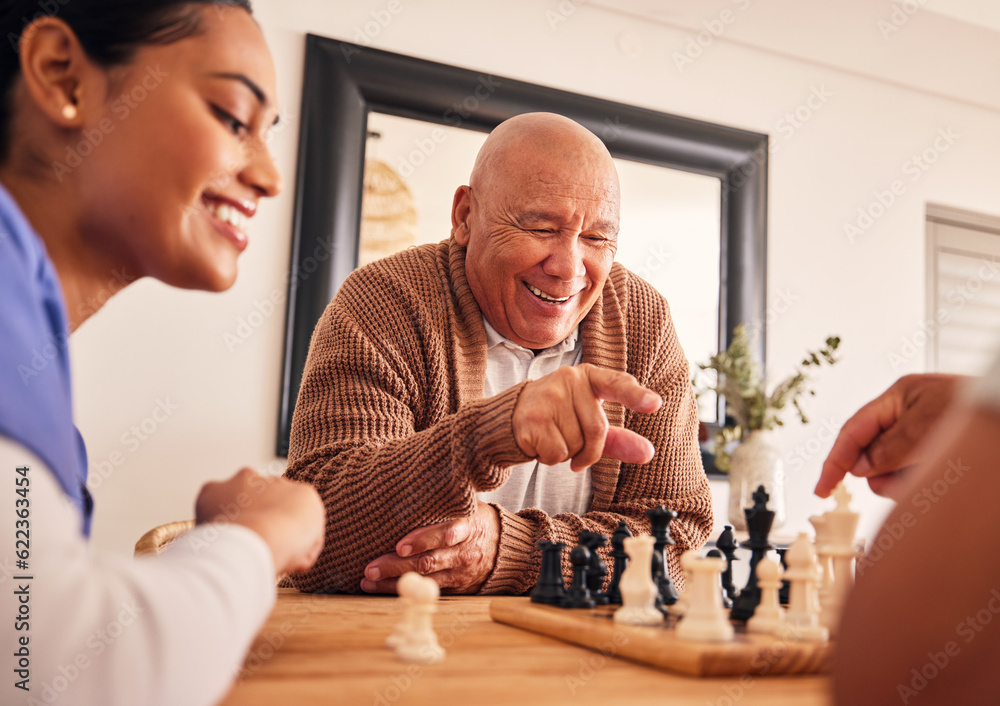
[696,325,840,529]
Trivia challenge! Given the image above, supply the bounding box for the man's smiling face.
[454,113,620,350]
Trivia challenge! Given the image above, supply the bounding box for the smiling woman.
[0,2,324,706]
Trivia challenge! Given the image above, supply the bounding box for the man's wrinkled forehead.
[503,169,619,209]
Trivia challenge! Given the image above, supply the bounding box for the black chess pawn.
[776,547,791,606]
[647,505,679,607]
[531,541,567,605]
[606,521,632,605]
[579,531,609,604]
[716,524,740,604]
[561,544,597,609]
[706,549,732,609]
[730,485,775,622]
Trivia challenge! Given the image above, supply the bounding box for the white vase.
[727,430,785,531]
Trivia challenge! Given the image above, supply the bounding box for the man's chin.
[512,325,576,350]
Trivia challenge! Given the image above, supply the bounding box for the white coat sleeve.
[0,437,276,706]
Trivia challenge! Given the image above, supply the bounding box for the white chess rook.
[614,536,664,626]
[783,533,829,642]
[746,558,786,635]
[676,553,734,642]
[394,572,446,664]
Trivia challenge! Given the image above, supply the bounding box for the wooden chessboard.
[489,597,832,677]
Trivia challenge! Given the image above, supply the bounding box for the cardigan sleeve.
[284,263,533,594]
[479,275,713,595]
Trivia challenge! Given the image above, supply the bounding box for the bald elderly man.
[285,113,713,595]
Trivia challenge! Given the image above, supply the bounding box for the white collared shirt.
[477,318,592,515]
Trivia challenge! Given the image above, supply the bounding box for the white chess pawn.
[394,573,446,664]
[746,557,786,635]
[614,536,664,626]
[670,550,696,619]
[784,534,829,642]
[386,572,422,648]
[676,553,734,642]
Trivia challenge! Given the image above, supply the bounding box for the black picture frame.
[276,35,768,460]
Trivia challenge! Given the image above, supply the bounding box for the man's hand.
[196,468,326,576]
[361,500,500,594]
[513,363,663,471]
[815,374,965,499]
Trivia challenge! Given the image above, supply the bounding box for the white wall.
[71,0,1000,555]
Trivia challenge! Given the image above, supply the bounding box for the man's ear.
[451,185,472,245]
[17,17,97,129]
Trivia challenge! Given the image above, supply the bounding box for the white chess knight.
[614,536,664,626]
[746,557,786,635]
[392,572,445,664]
[808,481,859,636]
[676,553,734,642]
[784,533,829,642]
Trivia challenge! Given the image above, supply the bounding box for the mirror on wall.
[277,35,768,461]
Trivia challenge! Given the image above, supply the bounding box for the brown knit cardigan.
[284,239,713,595]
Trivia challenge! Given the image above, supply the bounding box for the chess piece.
[730,485,774,622]
[386,571,422,648]
[776,548,791,606]
[531,541,567,605]
[784,534,829,642]
[809,515,836,622]
[614,536,663,626]
[670,549,696,619]
[676,552,734,642]
[561,544,597,609]
[606,521,632,605]
[647,505,679,607]
[579,531,609,604]
[810,482,860,635]
[706,549,732,609]
[746,558,786,635]
[716,525,740,604]
[394,572,446,663]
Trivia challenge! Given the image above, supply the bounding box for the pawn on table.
[746,557,786,635]
[676,552,734,642]
[706,549,732,610]
[613,536,663,626]
[783,534,829,642]
[386,572,421,649]
[561,544,596,609]
[393,572,446,663]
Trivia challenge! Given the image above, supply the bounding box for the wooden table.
[219,589,833,706]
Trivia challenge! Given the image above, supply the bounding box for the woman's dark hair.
[0,0,253,162]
